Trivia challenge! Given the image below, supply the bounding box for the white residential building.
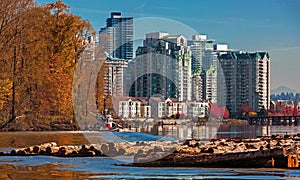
[118,97,141,118]
[191,70,204,101]
[104,57,128,97]
[150,97,187,118]
[205,65,218,103]
[187,102,210,118]
[188,34,214,71]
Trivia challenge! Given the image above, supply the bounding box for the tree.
[293,106,299,116]
[0,0,38,125]
[0,0,95,129]
[223,107,229,119]
[0,0,35,55]
[239,104,253,113]
[209,103,223,117]
[0,79,12,110]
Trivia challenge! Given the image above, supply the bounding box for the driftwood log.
[1,134,300,168]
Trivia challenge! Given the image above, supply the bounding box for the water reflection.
[0,124,300,148]
[145,123,300,140]
[0,161,93,180]
[0,131,89,148]
[0,155,299,179]
[157,123,220,140]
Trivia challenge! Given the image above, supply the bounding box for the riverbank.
[0,117,80,131]
[1,134,300,168]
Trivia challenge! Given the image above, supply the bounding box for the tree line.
[271,92,300,102]
[0,0,95,129]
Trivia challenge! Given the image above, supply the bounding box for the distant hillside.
[271,86,299,95]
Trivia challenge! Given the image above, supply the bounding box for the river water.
[0,124,300,179]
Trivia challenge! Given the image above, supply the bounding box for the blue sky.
[37,0,300,91]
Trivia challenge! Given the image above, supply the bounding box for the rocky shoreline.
[1,134,300,168]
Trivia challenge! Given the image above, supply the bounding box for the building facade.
[218,52,270,116]
[187,102,210,118]
[202,44,229,106]
[150,98,187,118]
[99,12,133,60]
[188,35,214,71]
[188,35,215,102]
[104,57,128,97]
[118,97,141,118]
[204,65,218,103]
[191,69,204,101]
[127,32,192,101]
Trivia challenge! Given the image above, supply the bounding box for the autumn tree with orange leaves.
[0,0,94,129]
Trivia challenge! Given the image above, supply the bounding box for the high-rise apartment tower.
[99,12,133,60]
[218,52,270,116]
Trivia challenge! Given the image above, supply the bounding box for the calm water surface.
[0,125,300,179]
[1,156,300,179]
